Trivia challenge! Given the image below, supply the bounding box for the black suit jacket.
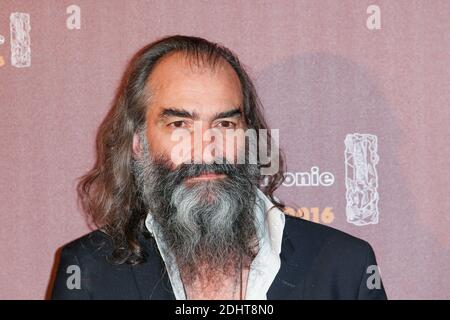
[51,215,387,299]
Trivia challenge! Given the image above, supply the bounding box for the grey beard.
[132,131,260,284]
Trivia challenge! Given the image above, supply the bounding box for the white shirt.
[144,188,286,300]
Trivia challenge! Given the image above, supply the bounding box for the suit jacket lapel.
[267,227,304,299]
[131,235,176,300]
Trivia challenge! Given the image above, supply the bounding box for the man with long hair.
[51,35,386,300]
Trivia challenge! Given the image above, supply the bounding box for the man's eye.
[168,121,187,128]
[217,121,236,128]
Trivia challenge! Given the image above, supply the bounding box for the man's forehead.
[145,51,244,116]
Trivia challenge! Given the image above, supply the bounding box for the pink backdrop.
[1,0,449,299]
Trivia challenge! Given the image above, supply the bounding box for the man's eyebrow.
[159,108,199,120]
[212,108,242,120]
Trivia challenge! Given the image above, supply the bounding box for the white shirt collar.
[144,187,286,300]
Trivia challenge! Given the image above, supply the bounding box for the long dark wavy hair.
[77,35,286,265]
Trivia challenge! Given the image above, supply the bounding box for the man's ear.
[132,132,142,160]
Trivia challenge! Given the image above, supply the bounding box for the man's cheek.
[224,130,248,165]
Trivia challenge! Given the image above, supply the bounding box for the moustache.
[148,155,259,188]
[170,162,239,184]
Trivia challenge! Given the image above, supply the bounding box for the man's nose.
[191,121,223,164]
